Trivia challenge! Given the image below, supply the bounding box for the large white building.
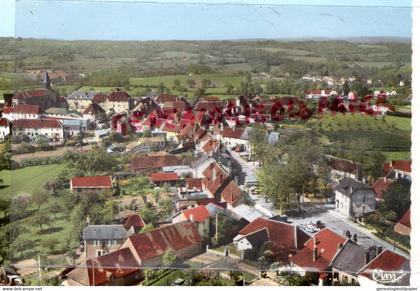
[13,119,64,142]
[2,104,42,121]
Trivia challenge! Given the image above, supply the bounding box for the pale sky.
[0,0,413,40]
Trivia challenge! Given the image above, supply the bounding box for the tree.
[31,189,49,212]
[213,212,239,245]
[32,213,52,232]
[12,236,31,258]
[257,131,327,212]
[382,179,411,219]
[0,198,10,218]
[0,138,11,171]
[162,250,177,267]
[248,126,267,161]
[41,238,60,254]
[69,205,85,244]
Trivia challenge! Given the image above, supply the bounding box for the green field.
[382,151,411,161]
[0,164,64,197]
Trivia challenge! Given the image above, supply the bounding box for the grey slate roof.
[82,225,130,240]
[67,91,98,100]
[330,240,366,276]
[335,177,372,197]
[241,228,269,248]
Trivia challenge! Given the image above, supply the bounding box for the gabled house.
[122,214,145,234]
[220,127,249,151]
[125,137,166,154]
[131,154,187,172]
[220,180,245,209]
[172,205,212,239]
[372,177,393,202]
[2,104,42,121]
[70,175,114,193]
[325,155,362,183]
[383,160,411,181]
[334,178,376,219]
[234,217,309,263]
[12,119,64,142]
[83,103,106,121]
[330,239,375,285]
[105,91,133,113]
[149,172,179,186]
[65,247,142,286]
[67,91,98,111]
[290,228,348,283]
[394,209,410,236]
[358,250,410,286]
[120,221,202,267]
[201,162,230,199]
[82,225,134,258]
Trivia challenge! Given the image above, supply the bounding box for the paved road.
[289,204,409,258]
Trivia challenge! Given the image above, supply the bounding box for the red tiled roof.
[239,217,309,256]
[391,160,411,173]
[220,180,243,206]
[126,221,201,261]
[15,89,49,99]
[195,101,221,111]
[107,91,131,102]
[177,123,194,139]
[202,162,229,197]
[202,139,219,154]
[221,127,245,139]
[182,205,211,222]
[10,104,41,115]
[397,209,410,228]
[83,103,105,115]
[327,156,360,175]
[162,122,180,133]
[124,214,145,230]
[13,119,62,129]
[290,228,347,272]
[156,94,178,103]
[359,250,410,280]
[131,154,183,171]
[92,93,107,103]
[71,175,113,188]
[150,172,179,183]
[186,178,202,189]
[372,177,393,200]
[67,247,140,286]
[0,118,9,127]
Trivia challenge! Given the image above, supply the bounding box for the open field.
[0,164,64,197]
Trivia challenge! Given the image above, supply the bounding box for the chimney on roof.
[212,167,216,181]
[313,246,318,262]
[190,214,195,223]
[337,243,343,251]
[376,246,383,257]
[365,250,370,265]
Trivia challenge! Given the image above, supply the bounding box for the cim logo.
[372,268,406,284]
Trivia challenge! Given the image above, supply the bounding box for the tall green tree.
[382,179,411,219]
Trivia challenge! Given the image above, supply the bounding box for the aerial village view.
[0,0,415,288]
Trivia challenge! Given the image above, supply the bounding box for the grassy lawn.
[130,74,244,89]
[309,113,411,152]
[384,115,411,131]
[382,151,411,161]
[0,164,64,197]
[15,206,75,260]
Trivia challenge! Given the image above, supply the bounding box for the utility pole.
[37,255,42,284]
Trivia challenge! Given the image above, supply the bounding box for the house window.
[97,250,103,256]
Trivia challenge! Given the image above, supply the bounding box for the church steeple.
[43,71,52,89]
